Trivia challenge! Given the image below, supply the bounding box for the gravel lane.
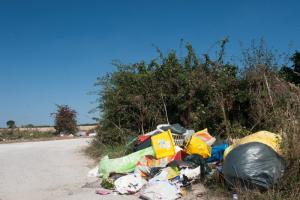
[0,138,137,200]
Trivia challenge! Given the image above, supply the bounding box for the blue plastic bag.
[206,143,228,162]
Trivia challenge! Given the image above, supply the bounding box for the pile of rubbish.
[90,124,285,199]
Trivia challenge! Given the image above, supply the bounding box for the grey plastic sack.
[223,142,285,190]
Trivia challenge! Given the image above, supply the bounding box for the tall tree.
[52,105,78,134]
[6,120,16,128]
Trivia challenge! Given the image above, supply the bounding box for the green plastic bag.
[99,147,155,179]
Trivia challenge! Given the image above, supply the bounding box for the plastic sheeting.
[185,134,211,158]
[114,173,146,194]
[223,142,285,190]
[206,143,228,163]
[140,181,181,200]
[98,147,155,179]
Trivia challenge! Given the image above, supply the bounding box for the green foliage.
[93,38,300,149]
[6,120,16,128]
[279,51,300,85]
[52,105,78,134]
[94,40,243,145]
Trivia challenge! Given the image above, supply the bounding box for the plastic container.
[151,130,176,159]
[172,134,185,146]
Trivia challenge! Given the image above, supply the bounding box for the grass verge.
[0,129,56,142]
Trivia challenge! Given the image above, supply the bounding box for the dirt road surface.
[0,138,137,200]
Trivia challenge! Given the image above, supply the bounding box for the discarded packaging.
[114,173,146,194]
[151,130,176,159]
[95,188,111,195]
[141,181,181,200]
[193,128,216,146]
[185,134,211,158]
[98,146,154,179]
[135,146,182,177]
[180,166,201,180]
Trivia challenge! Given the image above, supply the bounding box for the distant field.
[0,125,97,132]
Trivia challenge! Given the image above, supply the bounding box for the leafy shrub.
[52,105,78,134]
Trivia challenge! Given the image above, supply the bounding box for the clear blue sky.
[0,0,299,127]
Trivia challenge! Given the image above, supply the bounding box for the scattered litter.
[75,131,87,137]
[135,146,182,177]
[233,193,238,200]
[88,132,97,137]
[114,173,146,194]
[140,181,181,200]
[148,169,168,184]
[92,124,285,198]
[95,188,111,195]
[87,166,99,177]
[184,154,210,176]
[180,166,201,180]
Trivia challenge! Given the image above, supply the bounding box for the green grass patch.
[84,139,128,160]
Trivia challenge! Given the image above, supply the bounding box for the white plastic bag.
[114,173,146,194]
[141,181,181,200]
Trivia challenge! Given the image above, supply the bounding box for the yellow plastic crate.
[151,130,176,159]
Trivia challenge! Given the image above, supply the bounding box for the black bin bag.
[223,142,285,191]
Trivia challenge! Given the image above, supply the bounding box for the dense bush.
[94,39,299,143]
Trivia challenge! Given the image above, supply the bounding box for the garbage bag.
[114,173,146,194]
[223,142,285,190]
[185,134,211,158]
[206,143,229,163]
[98,146,155,179]
[224,131,282,158]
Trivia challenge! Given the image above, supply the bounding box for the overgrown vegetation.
[0,129,55,142]
[52,104,78,135]
[89,39,300,199]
